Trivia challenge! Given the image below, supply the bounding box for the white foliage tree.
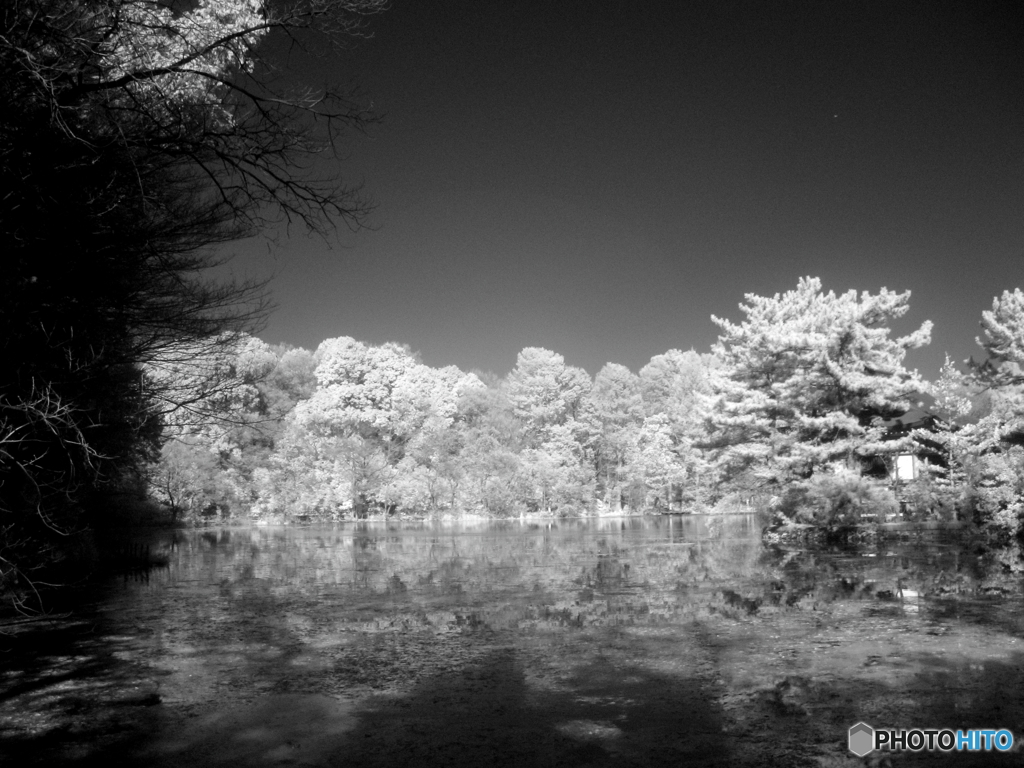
[453,383,525,516]
[505,347,593,513]
[639,349,713,426]
[506,347,591,439]
[969,288,1024,448]
[637,349,716,508]
[928,289,1024,535]
[285,337,482,515]
[706,277,932,490]
[978,288,1024,378]
[626,414,687,511]
[516,424,594,515]
[580,363,644,510]
[252,419,373,520]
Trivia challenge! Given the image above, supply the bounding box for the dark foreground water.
[3,515,1024,767]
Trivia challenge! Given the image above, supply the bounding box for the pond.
[2,515,1024,766]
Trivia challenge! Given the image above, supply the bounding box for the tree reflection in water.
[3,516,1024,766]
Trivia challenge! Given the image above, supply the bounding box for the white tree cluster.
[147,279,1024,533]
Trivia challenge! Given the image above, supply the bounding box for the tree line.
[151,278,1024,540]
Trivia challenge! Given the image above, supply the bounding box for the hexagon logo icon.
[848,722,875,757]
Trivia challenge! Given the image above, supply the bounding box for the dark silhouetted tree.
[0,0,385,603]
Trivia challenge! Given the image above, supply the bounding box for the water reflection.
[4,515,1024,766]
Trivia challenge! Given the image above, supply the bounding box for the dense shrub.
[898,470,960,522]
[774,468,897,531]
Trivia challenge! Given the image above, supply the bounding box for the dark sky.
[225,0,1024,379]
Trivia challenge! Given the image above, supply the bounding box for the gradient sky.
[224,0,1024,380]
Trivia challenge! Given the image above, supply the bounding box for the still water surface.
[3,515,1024,766]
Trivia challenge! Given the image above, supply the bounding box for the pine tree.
[706,277,932,491]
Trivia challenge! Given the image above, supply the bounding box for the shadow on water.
[127,643,733,768]
[0,615,165,766]
[122,647,733,768]
[891,652,1024,765]
[329,650,730,768]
